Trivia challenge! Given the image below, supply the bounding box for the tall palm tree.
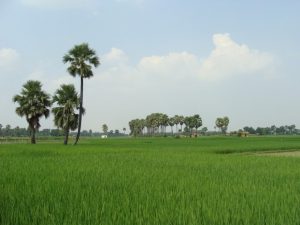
[13,80,51,144]
[63,43,100,145]
[52,84,81,145]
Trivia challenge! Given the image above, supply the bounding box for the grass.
[1,136,300,224]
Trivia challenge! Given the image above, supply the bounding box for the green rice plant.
[1,136,300,225]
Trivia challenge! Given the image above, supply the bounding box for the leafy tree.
[173,115,180,133]
[63,43,100,145]
[215,116,230,134]
[160,114,169,134]
[193,114,202,135]
[123,127,126,134]
[5,125,11,136]
[178,115,185,133]
[168,117,175,135]
[184,116,194,135]
[52,84,80,145]
[129,119,145,137]
[146,113,160,135]
[201,127,208,135]
[102,124,108,134]
[13,80,51,144]
[243,126,256,134]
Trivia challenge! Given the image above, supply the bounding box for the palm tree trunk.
[64,128,69,145]
[74,77,83,145]
[31,128,36,144]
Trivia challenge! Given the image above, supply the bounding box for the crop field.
[1,136,300,225]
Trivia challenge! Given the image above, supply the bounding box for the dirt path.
[254,150,300,157]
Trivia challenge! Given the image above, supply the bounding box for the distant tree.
[13,80,51,144]
[178,115,185,133]
[184,116,194,135]
[160,114,169,134]
[102,124,108,134]
[63,43,100,145]
[168,117,175,135]
[173,115,180,133]
[5,124,11,136]
[193,114,202,136]
[123,127,126,134]
[215,116,230,134]
[52,84,80,145]
[243,126,256,134]
[129,119,144,137]
[201,127,208,135]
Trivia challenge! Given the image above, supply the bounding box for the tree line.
[12,43,100,145]
[128,113,230,137]
[0,125,126,138]
[242,125,299,135]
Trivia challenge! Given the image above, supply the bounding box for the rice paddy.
[1,136,300,225]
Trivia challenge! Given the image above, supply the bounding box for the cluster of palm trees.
[215,116,230,134]
[13,43,100,144]
[129,113,203,137]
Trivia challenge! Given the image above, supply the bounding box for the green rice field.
[1,136,300,225]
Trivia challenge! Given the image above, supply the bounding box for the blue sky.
[1,0,300,132]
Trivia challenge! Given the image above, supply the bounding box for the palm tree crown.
[63,43,100,78]
[13,80,51,144]
[52,84,81,145]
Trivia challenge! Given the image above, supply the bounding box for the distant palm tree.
[63,43,100,145]
[13,80,51,144]
[168,117,175,135]
[178,115,185,132]
[52,84,81,145]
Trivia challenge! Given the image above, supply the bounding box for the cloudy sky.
[1,0,300,132]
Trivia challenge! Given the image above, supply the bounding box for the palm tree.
[52,84,80,145]
[178,115,185,132]
[13,80,51,144]
[102,124,108,134]
[63,43,100,145]
[168,117,175,135]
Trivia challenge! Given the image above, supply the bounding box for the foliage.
[52,84,80,145]
[63,43,100,145]
[102,124,108,134]
[12,80,51,144]
[129,113,202,137]
[215,116,230,134]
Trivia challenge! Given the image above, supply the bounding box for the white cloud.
[20,0,95,9]
[27,70,74,93]
[199,33,274,80]
[138,52,199,79]
[103,48,128,65]
[0,48,20,70]
[103,33,273,82]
